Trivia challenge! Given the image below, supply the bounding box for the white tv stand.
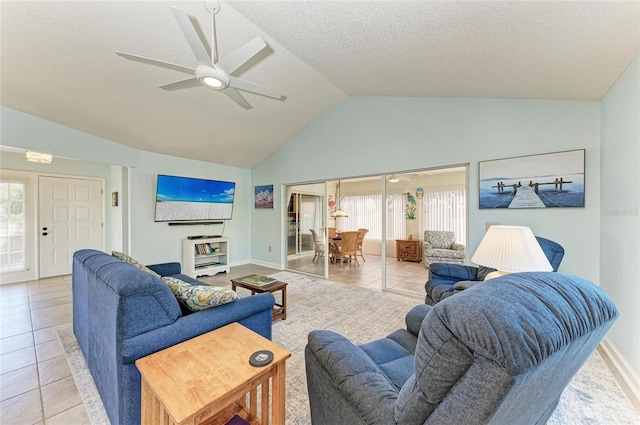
[182,237,230,278]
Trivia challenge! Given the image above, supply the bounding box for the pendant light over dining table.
[331,180,348,218]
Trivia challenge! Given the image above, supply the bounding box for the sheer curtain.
[299,194,322,252]
[422,189,466,246]
[338,193,406,257]
[386,193,405,257]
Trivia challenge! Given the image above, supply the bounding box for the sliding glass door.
[283,167,468,294]
[286,183,327,277]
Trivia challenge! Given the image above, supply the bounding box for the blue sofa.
[72,249,275,425]
[305,272,618,425]
[425,236,565,305]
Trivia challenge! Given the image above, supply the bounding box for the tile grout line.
[28,280,46,425]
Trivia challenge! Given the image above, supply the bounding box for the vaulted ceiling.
[1,1,638,168]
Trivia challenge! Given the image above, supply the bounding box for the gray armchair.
[305,272,618,425]
[423,230,465,267]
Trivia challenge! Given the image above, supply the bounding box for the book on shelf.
[194,243,215,255]
[241,274,277,286]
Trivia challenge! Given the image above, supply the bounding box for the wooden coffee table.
[231,276,288,321]
[136,322,291,425]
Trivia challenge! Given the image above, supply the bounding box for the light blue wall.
[1,107,252,266]
[1,106,140,167]
[128,151,252,265]
[252,97,601,282]
[600,55,640,386]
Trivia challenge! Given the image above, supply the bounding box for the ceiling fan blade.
[170,6,212,66]
[116,51,195,74]
[229,77,284,100]
[222,87,251,109]
[159,77,200,90]
[216,36,267,75]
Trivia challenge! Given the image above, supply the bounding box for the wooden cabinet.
[183,237,230,278]
[396,239,422,262]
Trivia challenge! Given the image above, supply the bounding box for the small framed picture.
[255,185,274,209]
[112,191,119,207]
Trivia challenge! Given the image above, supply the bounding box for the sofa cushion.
[162,276,238,311]
[427,248,466,259]
[111,251,160,277]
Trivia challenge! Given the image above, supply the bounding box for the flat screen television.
[154,174,235,222]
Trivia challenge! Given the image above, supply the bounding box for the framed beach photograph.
[254,184,274,209]
[478,149,585,209]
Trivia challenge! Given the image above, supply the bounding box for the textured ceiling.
[1,1,638,168]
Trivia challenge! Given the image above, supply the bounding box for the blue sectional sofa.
[305,272,618,425]
[72,249,275,425]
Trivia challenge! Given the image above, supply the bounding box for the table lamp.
[471,225,552,280]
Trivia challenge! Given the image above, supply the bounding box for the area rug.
[59,271,639,424]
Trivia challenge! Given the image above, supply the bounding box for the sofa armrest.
[405,304,432,337]
[121,292,275,362]
[453,280,480,291]
[146,262,181,276]
[306,330,398,424]
[429,263,479,281]
[451,242,465,252]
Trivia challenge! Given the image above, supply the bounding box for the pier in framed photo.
[479,149,585,209]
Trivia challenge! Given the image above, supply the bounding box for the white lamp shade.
[331,209,348,218]
[471,225,552,273]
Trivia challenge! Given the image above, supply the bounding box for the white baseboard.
[600,338,640,405]
[250,259,283,270]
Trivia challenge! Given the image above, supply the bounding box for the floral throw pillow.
[161,276,239,311]
[111,251,160,277]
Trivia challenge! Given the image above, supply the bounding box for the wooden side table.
[231,277,288,321]
[136,323,291,425]
[396,239,422,262]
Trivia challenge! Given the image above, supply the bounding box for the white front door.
[39,176,103,278]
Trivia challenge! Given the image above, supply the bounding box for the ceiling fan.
[115,1,284,109]
[388,174,414,183]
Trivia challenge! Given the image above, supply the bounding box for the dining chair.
[309,229,325,263]
[328,227,337,239]
[337,231,359,266]
[356,228,369,262]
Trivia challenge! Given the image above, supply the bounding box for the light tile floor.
[3,265,637,424]
[286,254,428,298]
[0,274,88,425]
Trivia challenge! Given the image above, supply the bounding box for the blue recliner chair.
[305,272,617,425]
[425,236,564,305]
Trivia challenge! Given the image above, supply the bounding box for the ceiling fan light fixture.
[25,151,53,164]
[196,65,229,90]
[201,76,225,88]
